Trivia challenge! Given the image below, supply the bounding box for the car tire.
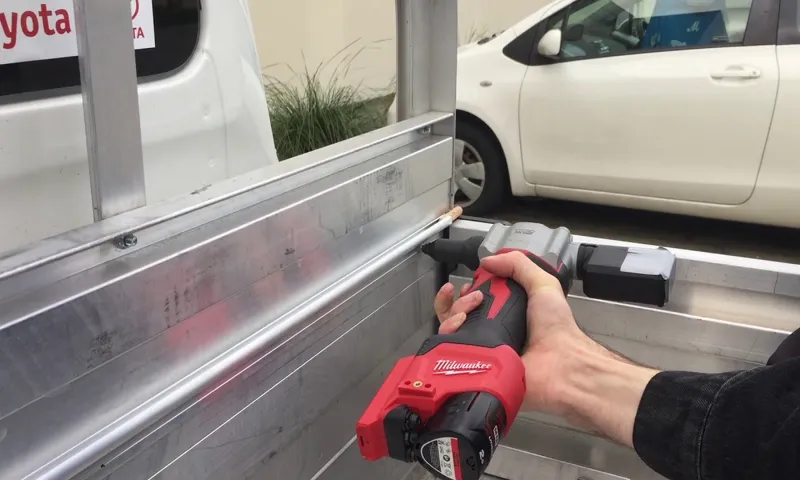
[455,118,509,216]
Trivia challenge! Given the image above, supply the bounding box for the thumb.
[479,251,563,297]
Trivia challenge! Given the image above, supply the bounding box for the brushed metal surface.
[486,446,630,480]
[0,133,452,479]
[363,443,632,480]
[0,135,450,321]
[0,137,451,412]
[395,0,457,198]
[497,417,665,480]
[103,258,438,480]
[1,1,462,476]
[0,112,450,281]
[73,0,146,220]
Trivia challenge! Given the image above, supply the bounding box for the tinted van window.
[0,0,200,98]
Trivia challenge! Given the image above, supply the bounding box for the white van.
[0,0,279,253]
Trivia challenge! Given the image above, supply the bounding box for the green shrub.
[265,45,392,161]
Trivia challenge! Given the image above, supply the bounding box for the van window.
[0,0,200,98]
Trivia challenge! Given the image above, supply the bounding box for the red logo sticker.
[433,359,492,376]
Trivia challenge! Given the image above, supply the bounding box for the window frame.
[0,0,203,103]
[777,0,800,44]
[503,0,780,66]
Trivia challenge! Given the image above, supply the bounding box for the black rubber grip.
[417,268,528,356]
[417,250,571,356]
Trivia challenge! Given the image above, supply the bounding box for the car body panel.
[0,0,279,254]
[532,42,800,228]
[520,45,779,205]
[455,28,533,196]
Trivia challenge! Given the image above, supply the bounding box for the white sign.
[0,0,155,66]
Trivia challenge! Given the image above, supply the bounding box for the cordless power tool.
[356,221,677,480]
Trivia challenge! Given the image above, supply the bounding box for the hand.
[434,251,590,413]
[434,251,659,447]
[434,282,484,334]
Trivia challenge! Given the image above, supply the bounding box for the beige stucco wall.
[248,0,546,91]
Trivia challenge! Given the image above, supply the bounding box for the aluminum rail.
[73,0,147,219]
[0,129,456,480]
[0,113,450,281]
[26,208,462,480]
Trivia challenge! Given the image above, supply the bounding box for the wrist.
[550,337,659,446]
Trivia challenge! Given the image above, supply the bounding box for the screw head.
[114,234,138,249]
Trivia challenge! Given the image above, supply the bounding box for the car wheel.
[454,120,508,216]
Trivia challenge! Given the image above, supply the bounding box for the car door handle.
[710,66,761,80]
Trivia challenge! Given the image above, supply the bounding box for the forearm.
[554,343,658,447]
[553,342,800,480]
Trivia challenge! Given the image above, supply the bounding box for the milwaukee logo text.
[433,360,492,375]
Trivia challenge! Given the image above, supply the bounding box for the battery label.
[420,437,463,480]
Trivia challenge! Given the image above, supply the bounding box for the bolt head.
[115,234,138,249]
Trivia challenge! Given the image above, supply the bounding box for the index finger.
[479,251,563,296]
[434,282,456,320]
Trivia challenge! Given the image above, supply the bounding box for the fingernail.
[442,283,453,293]
[470,291,483,300]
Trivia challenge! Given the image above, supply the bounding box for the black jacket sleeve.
[632,357,800,480]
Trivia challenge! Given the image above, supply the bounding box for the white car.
[391,0,800,228]
[0,0,278,253]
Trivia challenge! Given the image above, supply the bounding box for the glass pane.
[0,1,197,96]
[560,0,753,59]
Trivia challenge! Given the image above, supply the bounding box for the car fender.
[456,52,533,197]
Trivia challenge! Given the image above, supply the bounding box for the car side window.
[0,0,200,99]
[777,0,800,44]
[552,0,754,60]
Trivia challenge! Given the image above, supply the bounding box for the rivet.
[114,233,138,249]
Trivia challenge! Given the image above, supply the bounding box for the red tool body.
[356,222,676,480]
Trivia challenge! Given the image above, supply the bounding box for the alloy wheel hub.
[453,139,485,206]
